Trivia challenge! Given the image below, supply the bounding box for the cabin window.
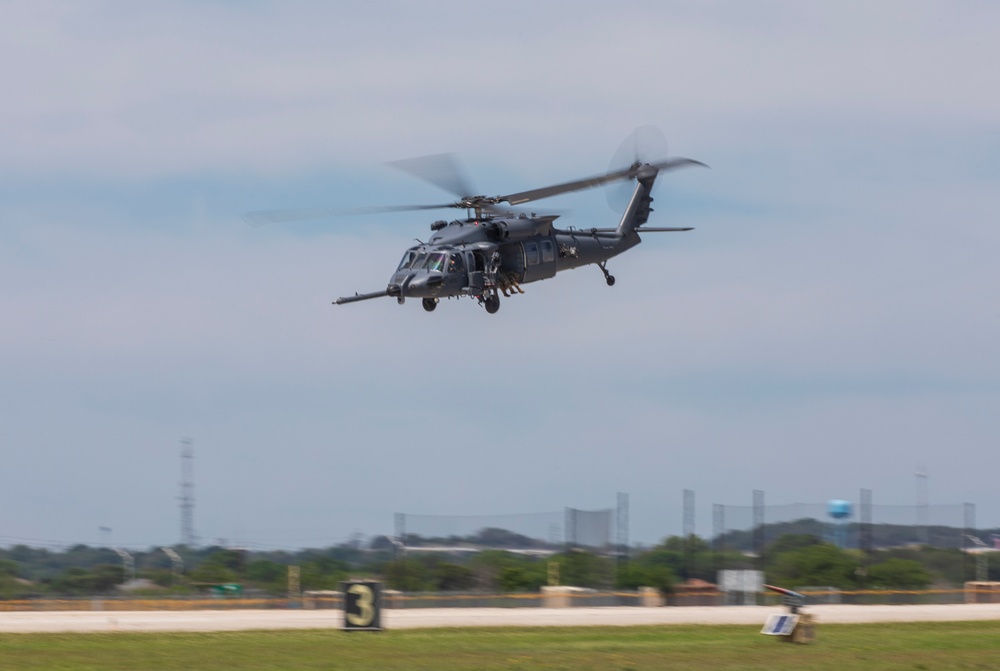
[524,242,540,266]
[541,240,555,263]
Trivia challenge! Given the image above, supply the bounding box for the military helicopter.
[246,135,705,314]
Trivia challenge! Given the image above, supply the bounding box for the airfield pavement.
[1,604,1000,633]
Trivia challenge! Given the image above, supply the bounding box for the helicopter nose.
[406,273,443,295]
[388,273,415,297]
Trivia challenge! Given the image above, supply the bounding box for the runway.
[1,604,999,633]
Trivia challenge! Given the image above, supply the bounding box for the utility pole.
[180,438,196,547]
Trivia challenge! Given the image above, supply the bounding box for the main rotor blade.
[388,153,475,200]
[499,157,707,206]
[242,203,454,226]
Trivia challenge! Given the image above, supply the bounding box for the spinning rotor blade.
[386,152,510,215]
[388,153,475,200]
[245,142,705,227]
[607,126,670,211]
[499,157,706,206]
[242,203,454,226]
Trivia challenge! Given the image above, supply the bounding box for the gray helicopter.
[247,138,705,314]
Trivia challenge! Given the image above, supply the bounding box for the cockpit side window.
[397,250,418,271]
[448,253,465,274]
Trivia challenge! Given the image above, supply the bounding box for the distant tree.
[868,558,932,589]
[660,535,710,554]
[767,543,859,589]
[555,550,614,589]
[872,546,967,586]
[369,536,397,551]
[433,562,477,591]
[766,534,823,562]
[383,557,430,592]
[188,554,239,586]
[471,528,545,549]
[615,562,676,593]
[628,536,719,583]
[300,557,349,591]
[247,560,286,588]
[499,559,549,592]
[469,551,516,591]
[0,559,30,598]
[48,564,124,595]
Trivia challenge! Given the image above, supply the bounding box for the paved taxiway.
[1,604,999,633]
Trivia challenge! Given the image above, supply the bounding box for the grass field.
[2,621,999,670]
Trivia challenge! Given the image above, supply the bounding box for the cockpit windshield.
[423,252,447,272]
[398,250,459,274]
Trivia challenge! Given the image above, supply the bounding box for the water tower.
[827,499,852,548]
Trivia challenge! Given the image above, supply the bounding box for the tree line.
[0,526,995,598]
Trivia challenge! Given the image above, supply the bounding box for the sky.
[1,2,998,551]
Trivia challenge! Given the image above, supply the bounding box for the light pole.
[113,548,135,586]
[161,547,184,586]
[966,535,989,582]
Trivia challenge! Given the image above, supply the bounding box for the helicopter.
[246,136,706,314]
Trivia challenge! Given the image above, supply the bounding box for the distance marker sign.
[341,581,383,631]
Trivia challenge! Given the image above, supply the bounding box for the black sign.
[342,580,383,631]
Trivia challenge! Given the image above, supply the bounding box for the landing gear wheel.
[598,262,616,287]
[422,298,438,312]
[484,294,500,314]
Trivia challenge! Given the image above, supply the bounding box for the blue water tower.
[827,499,852,548]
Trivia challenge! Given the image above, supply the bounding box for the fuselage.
[387,216,640,301]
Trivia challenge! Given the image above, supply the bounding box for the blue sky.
[1,2,998,550]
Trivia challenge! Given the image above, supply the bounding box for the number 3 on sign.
[342,580,382,631]
[346,584,374,626]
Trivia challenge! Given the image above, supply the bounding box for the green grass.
[2,622,1000,670]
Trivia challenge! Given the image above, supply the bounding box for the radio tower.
[179,438,197,547]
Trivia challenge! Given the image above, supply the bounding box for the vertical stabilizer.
[614,166,659,236]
